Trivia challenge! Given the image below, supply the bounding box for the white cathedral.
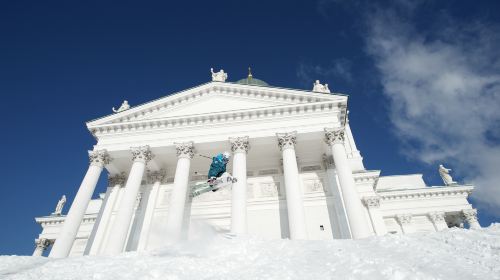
[33,69,480,257]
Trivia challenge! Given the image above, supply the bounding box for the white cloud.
[365,4,500,213]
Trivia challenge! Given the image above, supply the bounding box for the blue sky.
[1,0,499,255]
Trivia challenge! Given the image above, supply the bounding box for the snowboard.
[190,172,237,198]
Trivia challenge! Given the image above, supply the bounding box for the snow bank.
[2,224,499,280]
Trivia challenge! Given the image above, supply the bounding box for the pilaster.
[362,196,387,235]
[462,209,481,229]
[396,214,415,234]
[428,211,448,231]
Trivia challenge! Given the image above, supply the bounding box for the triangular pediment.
[133,93,293,121]
[87,82,347,128]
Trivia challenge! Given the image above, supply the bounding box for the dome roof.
[235,68,269,86]
[235,77,269,86]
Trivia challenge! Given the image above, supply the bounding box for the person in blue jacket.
[208,151,231,179]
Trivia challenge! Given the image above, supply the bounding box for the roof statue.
[211,68,228,82]
[52,195,66,216]
[312,80,330,93]
[439,164,457,186]
[112,100,130,113]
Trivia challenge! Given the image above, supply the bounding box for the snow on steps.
[1,224,499,280]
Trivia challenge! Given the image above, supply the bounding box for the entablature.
[378,185,474,201]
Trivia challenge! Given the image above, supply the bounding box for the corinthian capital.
[276,131,297,151]
[131,146,154,163]
[396,214,412,225]
[88,149,111,167]
[175,142,194,159]
[229,136,250,153]
[462,209,478,222]
[324,128,345,146]
[108,172,126,187]
[428,212,445,223]
[362,196,381,208]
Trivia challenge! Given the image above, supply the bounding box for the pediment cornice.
[87,82,347,126]
[89,100,346,138]
[86,82,348,137]
[378,185,474,201]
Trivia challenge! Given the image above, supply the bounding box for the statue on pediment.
[211,68,228,82]
[52,195,66,215]
[312,80,330,93]
[112,100,130,113]
[439,164,457,186]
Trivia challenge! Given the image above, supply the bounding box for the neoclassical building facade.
[33,70,480,257]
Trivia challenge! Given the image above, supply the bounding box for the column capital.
[88,149,111,167]
[108,172,126,187]
[131,145,154,163]
[396,214,412,225]
[229,136,250,153]
[276,131,297,151]
[147,169,166,184]
[35,238,52,250]
[175,142,194,159]
[428,211,445,223]
[324,127,345,146]
[462,209,478,221]
[362,196,381,208]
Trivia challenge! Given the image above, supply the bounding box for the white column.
[229,136,250,235]
[462,209,481,229]
[277,132,307,239]
[137,169,165,251]
[49,150,110,258]
[165,142,194,242]
[396,214,415,234]
[324,128,372,239]
[362,196,388,236]
[428,212,448,232]
[106,146,153,254]
[33,239,51,256]
[86,173,126,255]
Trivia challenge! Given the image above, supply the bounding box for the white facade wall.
[33,80,479,257]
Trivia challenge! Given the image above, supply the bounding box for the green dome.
[235,77,269,86]
[235,68,269,86]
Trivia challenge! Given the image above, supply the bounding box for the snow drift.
[2,224,499,280]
